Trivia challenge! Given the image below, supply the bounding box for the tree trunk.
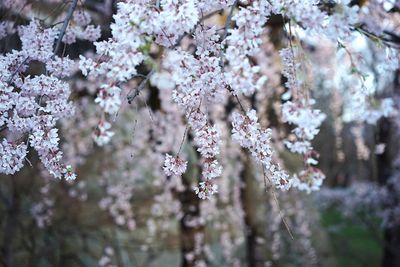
[377,117,400,267]
[377,69,400,267]
[178,165,205,267]
[240,154,262,267]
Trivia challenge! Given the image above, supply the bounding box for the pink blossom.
[0,140,28,175]
[163,153,188,176]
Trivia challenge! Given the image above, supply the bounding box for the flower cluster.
[0,20,75,180]
[62,9,101,44]
[224,0,268,96]
[163,50,227,110]
[79,0,209,146]
[163,153,188,176]
[292,167,325,194]
[282,100,326,192]
[227,1,270,56]
[193,26,221,57]
[282,100,326,153]
[2,2,400,267]
[162,48,226,199]
[0,139,27,175]
[343,87,396,124]
[18,19,58,61]
[268,0,359,41]
[280,0,326,32]
[189,110,222,199]
[322,0,360,41]
[279,48,299,98]
[232,110,292,190]
[94,85,122,115]
[93,120,115,146]
[2,0,398,207]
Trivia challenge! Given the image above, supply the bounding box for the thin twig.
[42,1,69,22]
[177,124,189,156]
[53,0,78,55]
[234,95,246,113]
[138,92,155,123]
[127,69,155,104]
[354,26,400,50]
[221,1,238,43]
[338,41,368,93]
[6,57,29,85]
[263,170,295,240]
[226,85,247,112]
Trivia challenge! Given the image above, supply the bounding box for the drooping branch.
[354,26,400,50]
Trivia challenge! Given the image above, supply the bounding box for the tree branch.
[355,25,400,50]
[53,0,78,55]
[6,56,30,85]
[127,69,155,104]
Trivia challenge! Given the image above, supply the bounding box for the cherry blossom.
[282,100,326,152]
[163,153,188,176]
[0,20,76,180]
[1,1,400,266]
[232,109,292,190]
[0,139,28,175]
[93,121,115,146]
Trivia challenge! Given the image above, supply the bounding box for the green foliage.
[320,208,383,267]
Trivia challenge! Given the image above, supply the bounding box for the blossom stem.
[263,169,294,240]
[177,124,189,156]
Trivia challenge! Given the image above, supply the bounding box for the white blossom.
[163,153,188,176]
